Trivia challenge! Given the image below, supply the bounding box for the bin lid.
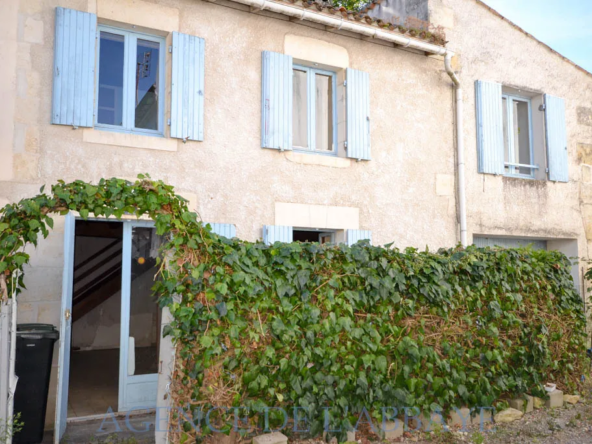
[16,323,59,340]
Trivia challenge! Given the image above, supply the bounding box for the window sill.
[503,173,536,180]
[82,128,178,152]
[284,151,351,168]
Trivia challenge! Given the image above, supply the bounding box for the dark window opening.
[293,230,334,244]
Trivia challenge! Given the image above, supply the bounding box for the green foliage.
[162,237,586,439]
[0,176,587,442]
[332,0,367,11]
[0,414,23,444]
[0,176,186,299]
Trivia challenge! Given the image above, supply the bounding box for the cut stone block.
[509,395,534,413]
[382,420,404,439]
[494,408,523,423]
[545,390,564,409]
[533,397,545,409]
[253,432,288,444]
[447,407,472,429]
[346,431,356,442]
[564,394,580,405]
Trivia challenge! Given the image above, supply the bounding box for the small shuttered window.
[476,80,569,182]
[261,52,371,159]
[52,9,206,141]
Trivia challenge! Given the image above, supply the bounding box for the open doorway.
[69,220,123,417]
[66,220,162,419]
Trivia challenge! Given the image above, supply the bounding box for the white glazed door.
[55,213,75,443]
[118,220,161,411]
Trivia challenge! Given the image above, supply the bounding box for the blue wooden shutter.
[208,223,236,239]
[171,32,205,141]
[475,80,505,174]
[263,225,293,245]
[52,7,97,127]
[346,68,371,161]
[261,51,292,150]
[347,229,372,246]
[545,94,568,182]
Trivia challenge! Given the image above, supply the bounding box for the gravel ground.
[374,393,592,444]
[415,399,592,444]
[293,391,592,444]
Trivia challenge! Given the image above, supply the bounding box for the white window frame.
[293,65,338,155]
[95,25,166,136]
[503,94,536,178]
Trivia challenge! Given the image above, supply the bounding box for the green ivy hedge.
[162,232,587,440]
[0,177,587,442]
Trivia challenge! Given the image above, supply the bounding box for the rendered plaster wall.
[2,0,592,429]
[435,0,592,262]
[0,0,459,253]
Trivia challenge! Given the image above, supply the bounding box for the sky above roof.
[481,0,592,73]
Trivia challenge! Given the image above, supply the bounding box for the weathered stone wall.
[437,0,592,259]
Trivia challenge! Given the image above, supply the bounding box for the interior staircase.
[72,236,155,322]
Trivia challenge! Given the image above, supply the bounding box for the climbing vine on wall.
[0,176,588,443]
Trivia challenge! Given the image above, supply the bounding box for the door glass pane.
[315,73,333,152]
[135,40,160,130]
[98,32,125,126]
[293,69,308,148]
[502,97,509,173]
[514,100,531,175]
[129,227,163,375]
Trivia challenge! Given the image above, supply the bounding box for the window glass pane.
[514,100,531,175]
[98,32,125,126]
[135,39,160,131]
[129,226,164,376]
[315,73,333,152]
[293,69,308,148]
[502,97,509,173]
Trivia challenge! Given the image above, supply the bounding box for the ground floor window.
[293,229,335,244]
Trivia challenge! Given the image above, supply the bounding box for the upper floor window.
[96,26,165,135]
[475,80,568,182]
[292,65,337,154]
[502,94,534,177]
